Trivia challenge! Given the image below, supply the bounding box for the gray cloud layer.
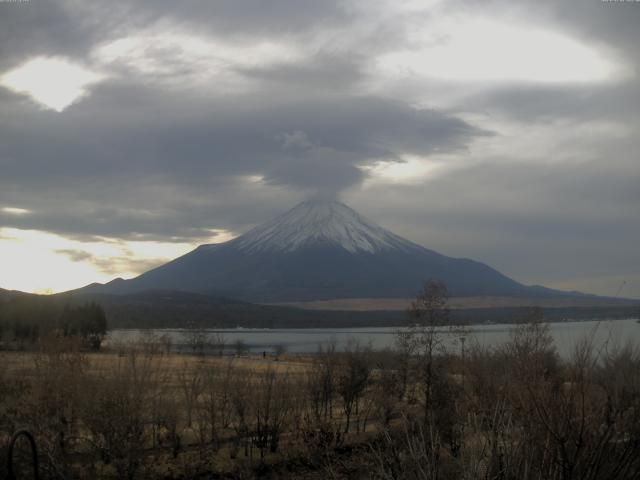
[0,0,639,297]
[0,77,483,239]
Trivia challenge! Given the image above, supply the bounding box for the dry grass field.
[3,315,640,479]
[269,295,637,311]
[0,340,392,479]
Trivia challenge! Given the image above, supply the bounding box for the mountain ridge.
[75,199,603,302]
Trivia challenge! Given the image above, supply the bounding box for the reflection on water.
[107,318,640,358]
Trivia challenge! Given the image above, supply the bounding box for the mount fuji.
[82,199,574,302]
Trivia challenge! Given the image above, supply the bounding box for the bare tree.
[405,279,450,426]
[81,350,158,479]
[177,360,204,428]
[199,358,234,448]
[210,331,226,356]
[274,343,287,360]
[229,369,253,459]
[394,328,418,402]
[234,339,248,357]
[253,367,294,459]
[337,340,371,433]
[372,350,404,429]
[182,326,210,355]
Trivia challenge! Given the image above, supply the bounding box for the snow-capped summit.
[233,199,415,254]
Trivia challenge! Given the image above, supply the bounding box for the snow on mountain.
[231,199,417,254]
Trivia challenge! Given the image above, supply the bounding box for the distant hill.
[51,289,640,329]
[0,287,32,300]
[271,295,640,311]
[1,288,637,329]
[61,289,403,329]
[78,199,599,302]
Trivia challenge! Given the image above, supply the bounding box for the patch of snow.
[232,199,419,254]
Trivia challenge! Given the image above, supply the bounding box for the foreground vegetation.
[2,283,640,479]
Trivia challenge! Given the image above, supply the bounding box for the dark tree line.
[0,295,107,349]
[59,302,108,350]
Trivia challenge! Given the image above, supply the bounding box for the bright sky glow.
[1,207,31,216]
[246,175,266,184]
[378,17,623,83]
[0,57,104,111]
[364,155,445,185]
[0,227,234,293]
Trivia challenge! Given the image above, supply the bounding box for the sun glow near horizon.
[0,227,234,293]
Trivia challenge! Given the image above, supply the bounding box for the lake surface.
[107,318,640,358]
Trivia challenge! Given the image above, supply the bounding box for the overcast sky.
[0,0,638,298]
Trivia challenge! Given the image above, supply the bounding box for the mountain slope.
[82,199,583,301]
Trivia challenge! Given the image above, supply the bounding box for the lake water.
[107,318,640,358]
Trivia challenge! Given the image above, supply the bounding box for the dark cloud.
[55,249,93,262]
[462,83,640,122]
[143,0,353,38]
[0,77,482,239]
[237,51,368,92]
[55,248,167,275]
[547,0,640,70]
[91,257,166,276]
[0,0,353,70]
[0,0,133,70]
